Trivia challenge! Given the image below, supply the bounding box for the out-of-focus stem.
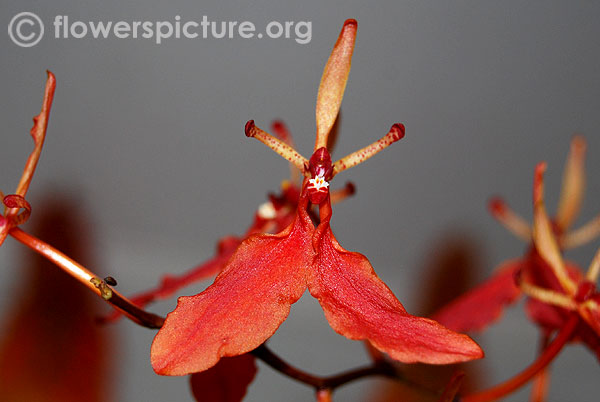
[251,344,399,390]
[315,388,332,402]
[461,314,578,402]
[9,227,164,329]
[529,336,550,402]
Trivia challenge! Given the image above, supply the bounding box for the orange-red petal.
[102,236,241,323]
[189,354,257,402]
[307,199,483,364]
[432,259,523,332]
[315,19,357,150]
[151,196,314,375]
[556,135,586,231]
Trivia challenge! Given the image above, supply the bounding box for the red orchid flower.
[520,163,600,354]
[151,19,483,376]
[433,137,600,358]
[103,120,354,323]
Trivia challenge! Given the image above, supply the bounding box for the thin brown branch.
[251,344,400,390]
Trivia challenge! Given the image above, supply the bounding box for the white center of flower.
[308,175,329,191]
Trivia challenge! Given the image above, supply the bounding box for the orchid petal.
[332,124,405,177]
[189,354,257,402]
[532,163,578,295]
[585,245,600,282]
[329,181,355,204]
[432,259,523,332]
[488,197,532,242]
[579,300,600,338]
[271,120,302,184]
[556,136,586,230]
[315,19,357,150]
[270,120,295,147]
[525,298,569,332]
[574,321,600,362]
[102,236,241,323]
[245,120,308,174]
[307,199,483,364]
[523,260,582,333]
[562,213,600,249]
[151,195,314,375]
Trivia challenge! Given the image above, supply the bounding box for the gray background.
[1,1,600,401]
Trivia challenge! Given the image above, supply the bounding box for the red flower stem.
[9,227,164,329]
[250,344,326,387]
[461,314,579,402]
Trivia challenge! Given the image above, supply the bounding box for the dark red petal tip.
[244,120,256,137]
[390,123,406,141]
[343,19,358,27]
[533,162,547,204]
[271,120,284,130]
[345,181,356,195]
[488,196,506,217]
